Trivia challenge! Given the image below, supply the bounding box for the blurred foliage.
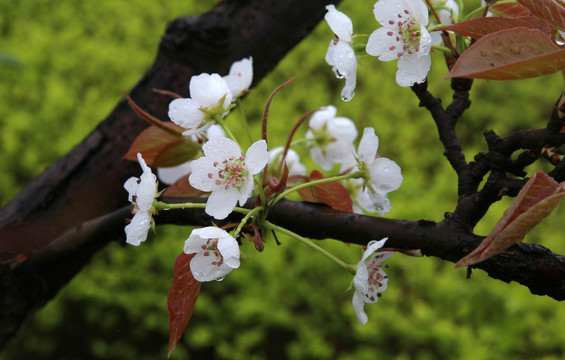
[2,0,565,359]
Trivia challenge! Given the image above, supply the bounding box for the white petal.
[157,161,192,185]
[125,211,152,246]
[168,98,204,129]
[124,177,139,202]
[188,157,217,192]
[331,41,357,81]
[202,137,241,162]
[328,117,358,143]
[366,28,401,61]
[183,228,209,254]
[341,73,356,102]
[366,190,393,216]
[370,157,403,193]
[237,177,254,206]
[374,0,410,26]
[217,235,240,269]
[352,290,369,325]
[357,128,379,164]
[361,238,388,262]
[190,252,233,282]
[198,226,231,239]
[403,0,429,24]
[325,41,336,67]
[223,57,253,97]
[205,124,226,139]
[205,187,239,220]
[396,52,431,87]
[309,146,333,171]
[245,139,269,175]
[309,105,337,129]
[325,5,353,41]
[189,73,233,108]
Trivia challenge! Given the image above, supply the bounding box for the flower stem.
[153,200,251,215]
[233,206,263,238]
[263,221,354,274]
[271,171,362,205]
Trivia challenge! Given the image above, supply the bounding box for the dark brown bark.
[0,0,338,349]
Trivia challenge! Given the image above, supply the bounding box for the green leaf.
[167,252,201,358]
[456,171,565,268]
[446,27,565,80]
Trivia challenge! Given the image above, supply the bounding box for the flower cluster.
[325,0,433,89]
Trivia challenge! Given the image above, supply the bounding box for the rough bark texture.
[0,0,338,349]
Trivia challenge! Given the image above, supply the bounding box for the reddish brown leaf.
[162,174,207,197]
[446,28,565,80]
[489,3,531,17]
[124,125,201,167]
[456,171,565,268]
[518,0,565,30]
[167,252,201,358]
[125,93,184,135]
[297,170,353,213]
[442,16,551,39]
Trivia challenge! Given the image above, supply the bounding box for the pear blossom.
[156,125,226,185]
[184,226,240,282]
[223,57,253,98]
[168,73,233,136]
[324,5,357,101]
[352,238,395,325]
[366,0,432,87]
[306,105,357,171]
[123,153,157,246]
[268,146,307,177]
[350,128,403,215]
[189,138,269,220]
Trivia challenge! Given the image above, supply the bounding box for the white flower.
[268,146,307,177]
[184,227,240,282]
[351,128,403,215]
[223,57,253,98]
[366,0,432,87]
[156,125,227,185]
[123,153,157,246]
[189,138,269,220]
[168,73,233,136]
[352,238,395,325]
[324,5,357,101]
[306,105,357,171]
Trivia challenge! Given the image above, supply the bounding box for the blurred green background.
[2,1,565,359]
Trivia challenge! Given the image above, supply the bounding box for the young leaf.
[162,174,206,197]
[442,16,551,39]
[297,170,353,213]
[124,125,201,167]
[489,3,531,17]
[167,252,201,358]
[518,0,565,30]
[456,171,565,268]
[446,27,565,80]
